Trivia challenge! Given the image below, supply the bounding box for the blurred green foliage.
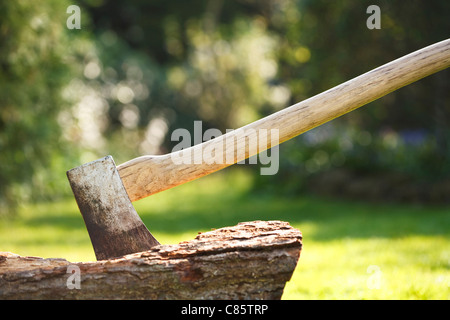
[0,0,449,215]
[0,0,81,214]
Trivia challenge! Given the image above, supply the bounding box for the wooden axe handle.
[118,39,450,202]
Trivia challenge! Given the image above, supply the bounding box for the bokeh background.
[1,0,449,212]
[0,0,449,299]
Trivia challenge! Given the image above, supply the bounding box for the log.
[0,220,302,300]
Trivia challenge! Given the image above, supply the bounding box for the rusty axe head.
[67,156,159,261]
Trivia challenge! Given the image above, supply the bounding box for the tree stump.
[0,220,302,300]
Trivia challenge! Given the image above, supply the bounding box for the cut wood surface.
[0,220,302,300]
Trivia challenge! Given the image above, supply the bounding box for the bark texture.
[0,220,302,300]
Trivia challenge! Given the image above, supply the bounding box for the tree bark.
[0,220,302,300]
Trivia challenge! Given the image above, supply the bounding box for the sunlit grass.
[1,168,448,299]
[283,236,449,299]
[1,200,97,262]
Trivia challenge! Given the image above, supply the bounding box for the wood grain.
[118,39,450,202]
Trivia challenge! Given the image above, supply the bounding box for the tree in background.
[264,0,450,201]
[0,1,72,214]
[1,0,449,215]
[80,0,449,201]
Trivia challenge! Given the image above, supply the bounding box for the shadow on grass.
[15,170,450,244]
[135,190,450,243]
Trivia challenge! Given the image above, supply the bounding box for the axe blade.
[67,155,159,260]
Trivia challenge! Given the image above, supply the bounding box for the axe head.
[67,156,159,260]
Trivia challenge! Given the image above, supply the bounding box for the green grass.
[1,168,449,299]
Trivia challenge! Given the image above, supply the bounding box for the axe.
[67,39,449,261]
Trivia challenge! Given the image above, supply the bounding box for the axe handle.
[118,38,450,202]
